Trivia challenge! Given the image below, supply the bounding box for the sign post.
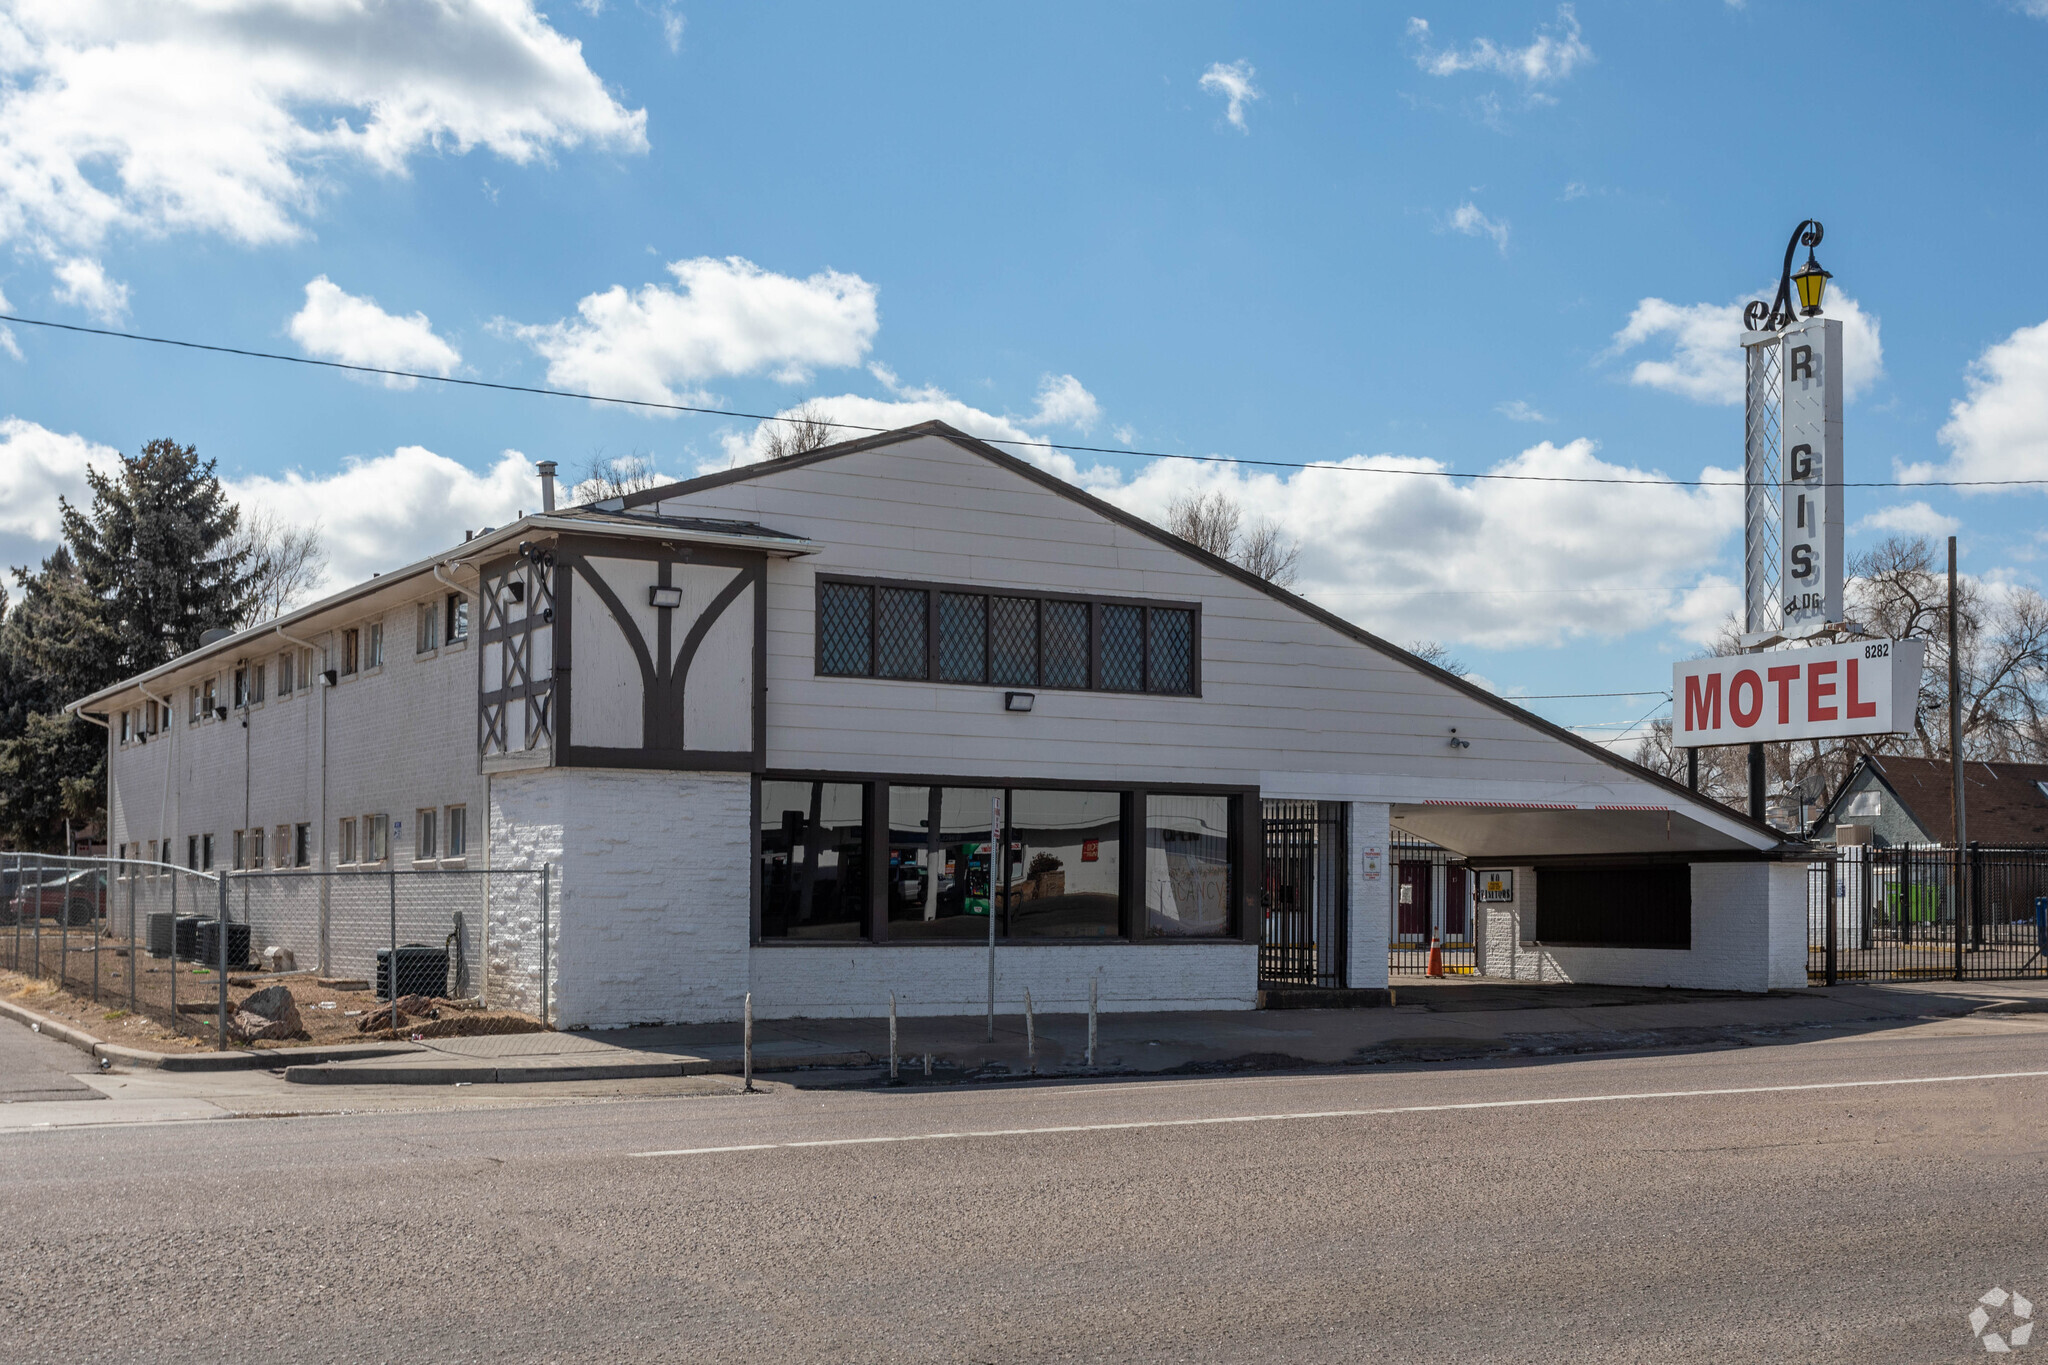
[1697,220,1925,828]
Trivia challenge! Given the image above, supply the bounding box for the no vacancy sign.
[1672,638,1925,746]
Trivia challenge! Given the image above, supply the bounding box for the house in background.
[1811,755,2048,847]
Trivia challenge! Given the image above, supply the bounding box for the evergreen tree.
[0,438,249,848]
[59,437,255,672]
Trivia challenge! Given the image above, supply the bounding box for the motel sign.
[1673,638,1924,747]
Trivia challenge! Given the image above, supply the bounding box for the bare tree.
[572,450,666,503]
[1164,489,1302,587]
[759,403,844,462]
[226,508,327,624]
[1407,640,1469,678]
[1165,490,1240,559]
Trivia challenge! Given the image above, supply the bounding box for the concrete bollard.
[1088,976,1098,1068]
[743,991,755,1094]
[1024,986,1035,1075]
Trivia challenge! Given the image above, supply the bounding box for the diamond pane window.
[990,596,1038,686]
[819,582,872,675]
[1101,604,1143,691]
[1147,608,1194,694]
[1042,600,1090,688]
[876,587,929,679]
[938,592,987,683]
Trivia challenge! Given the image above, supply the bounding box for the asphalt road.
[6,1022,2048,1363]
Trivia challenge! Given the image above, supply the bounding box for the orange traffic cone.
[1426,937,1445,978]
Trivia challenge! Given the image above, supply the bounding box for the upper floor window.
[816,576,1198,696]
[340,628,360,676]
[189,686,202,723]
[277,651,295,697]
[446,593,470,643]
[416,601,441,653]
[366,622,385,669]
[201,676,218,716]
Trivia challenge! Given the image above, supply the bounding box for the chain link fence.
[3,854,554,1048]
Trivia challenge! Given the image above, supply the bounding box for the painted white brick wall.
[749,943,1257,1019]
[1347,802,1391,990]
[1476,861,1811,993]
[489,767,752,1028]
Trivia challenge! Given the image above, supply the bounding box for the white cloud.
[1609,289,1884,405]
[1199,60,1262,131]
[1496,400,1548,423]
[1408,6,1592,85]
[1900,317,2048,491]
[1448,202,1509,254]
[1029,373,1101,432]
[226,446,539,592]
[287,277,461,388]
[1857,502,1960,537]
[0,287,19,360]
[1099,438,1741,650]
[649,1,686,53]
[1113,424,1137,446]
[0,0,646,261]
[0,418,120,573]
[51,256,129,321]
[512,256,880,406]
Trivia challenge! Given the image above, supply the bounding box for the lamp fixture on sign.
[1744,219,1828,332]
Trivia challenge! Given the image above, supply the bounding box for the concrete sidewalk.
[275,976,2048,1086]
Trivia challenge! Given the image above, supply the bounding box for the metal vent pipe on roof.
[537,460,558,513]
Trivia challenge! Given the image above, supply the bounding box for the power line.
[3,310,2037,491]
[1510,690,1672,700]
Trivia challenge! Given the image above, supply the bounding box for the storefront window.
[1145,795,1234,937]
[759,780,869,939]
[884,786,1003,939]
[1006,789,1122,938]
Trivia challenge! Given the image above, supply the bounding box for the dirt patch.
[2,963,546,1051]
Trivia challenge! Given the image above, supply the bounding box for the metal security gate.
[1809,845,2048,982]
[1389,834,1475,975]
[1261,800,1347,988]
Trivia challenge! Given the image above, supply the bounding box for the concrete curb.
[281,1048,876,1086]
[97,1040,426,1072]
[0,995,104,1055]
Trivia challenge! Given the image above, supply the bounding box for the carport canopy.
[1391,800,1786,860]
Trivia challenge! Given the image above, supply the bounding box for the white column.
[1346,802,1390,990]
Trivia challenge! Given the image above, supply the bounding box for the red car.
[0,866,103,927]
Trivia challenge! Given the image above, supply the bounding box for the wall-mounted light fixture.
[321,669,339,687]
[1005,691,1036,713]
[649,585,684,609]
[503,580,526,605]
[1447,726,1470,750]
[214,706,229,722]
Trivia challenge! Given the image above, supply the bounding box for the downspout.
[433,557,485,1000]
[62,700,110,861]
[276,622,328,972]
[140,681,174,866]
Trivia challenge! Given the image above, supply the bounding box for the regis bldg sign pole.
[1676,220,1923,825]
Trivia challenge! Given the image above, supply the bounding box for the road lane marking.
[629,1066,2048,1158]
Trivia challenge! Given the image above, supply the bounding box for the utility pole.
[1949,535,1966,978]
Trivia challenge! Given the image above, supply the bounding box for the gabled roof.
[625,419,1793,849]
[1824,754,2048,847]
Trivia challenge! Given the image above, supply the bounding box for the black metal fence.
[1260,801,1348,988]
[1808,845,2048,983]
[1388,833,1475,976]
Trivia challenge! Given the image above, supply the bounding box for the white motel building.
[77,422,1814,1028]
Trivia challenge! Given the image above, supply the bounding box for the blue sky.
[5,1,2048,746]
